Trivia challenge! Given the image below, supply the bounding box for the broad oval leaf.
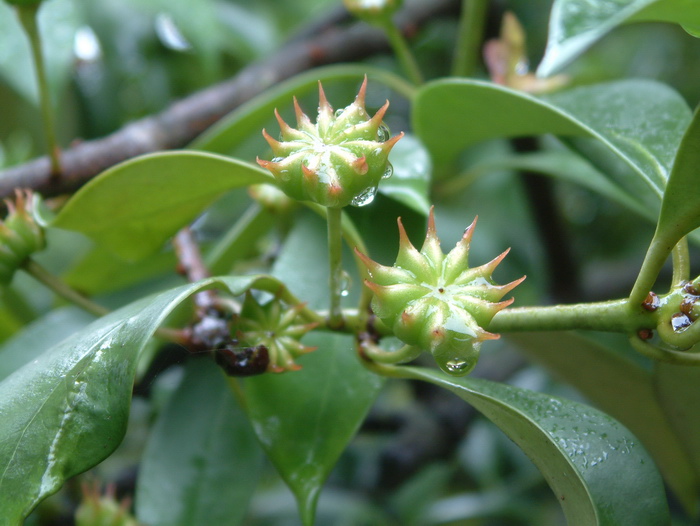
[0,275,289,523]
[244,333,384,526]
[538,0,700,76]
[51,151,272,260]
[401,366,670,526]
[654,104,700,248]
[510,332,699,513]
[412,79,690,207]
[136,359,263,526]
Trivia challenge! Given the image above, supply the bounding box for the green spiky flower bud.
[257,77,402,209]
[236,293,319,372]
[356,209,524,376]
[0,189,45,286]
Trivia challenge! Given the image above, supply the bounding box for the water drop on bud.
[350,186,378,207]
[382,162,394,180]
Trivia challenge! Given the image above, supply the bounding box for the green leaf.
[51,151,272,260]
[0,0,83,104]
[382,134,431,215]
[453,150,651,221]
[244,332,384,526]
[654,364,700,489]
[0,307,96,382]
[413,79,690,206]
[510,332,699,513]
[401,366,670,526]
[136,359,263,526]
[0,275,288,523]
[653,105,700,249]
[538,0,700,76]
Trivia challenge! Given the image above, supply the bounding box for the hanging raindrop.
[339,270,352,297]
[445,359,471,374]
[382,162,394,180]
[377,123,391,141]
[350,186,378,207]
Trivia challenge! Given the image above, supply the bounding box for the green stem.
[380,18,424,85]
[488,299,656,334]
[16,4,61,176]
[629,232,676,307]
[671,236,690,287]
[360,339,422,364]
[306,202,373,320]
[22,258,186,343]
[451,0,488,77]
[628,334,700,365]
[326,207,344,328]
[22,259,110,317]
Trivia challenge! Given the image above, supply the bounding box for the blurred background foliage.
[2,0,700,524]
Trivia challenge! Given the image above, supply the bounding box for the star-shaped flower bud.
[257,77,402,209]
[0,189,45,286]
[236,293,319,373]
[356,208,524,376]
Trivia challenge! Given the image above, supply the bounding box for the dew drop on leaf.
[351,186,378,207]
[334,108,344,118]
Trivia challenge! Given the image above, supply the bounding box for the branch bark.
[0,0,459,199]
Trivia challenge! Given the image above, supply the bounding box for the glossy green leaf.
[0,307,96,382]
[654,363,700,480]
[449,150,651,221]
[51,151,272,260]
[653,105,700,249]
[538,0,700,76]
[510,332,699,512]
[413,79,690,205]
[401,366,670,526]
[0,275,288,523]
[244,332,384,526]
[136,359,263,526]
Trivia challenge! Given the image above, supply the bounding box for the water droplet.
[351,186,378,207]
[334,109,344,118]
[445,359,470,373]
[671,312,692,332]
[271,157,284,163]
[377,123,390,141]
[514,59,529,76]
[382,162,393,180]
[339,271,352,297]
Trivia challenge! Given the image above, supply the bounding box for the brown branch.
[0,0,459,200]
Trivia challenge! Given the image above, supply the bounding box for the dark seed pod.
[215,345,270,377]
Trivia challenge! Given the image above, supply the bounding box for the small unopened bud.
[257,77,402,209]
[0,189,45,286]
